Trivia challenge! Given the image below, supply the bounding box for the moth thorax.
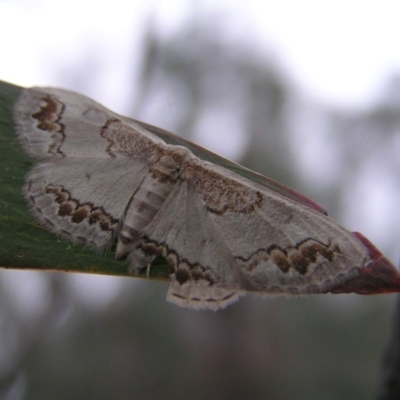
[151,145,193,181]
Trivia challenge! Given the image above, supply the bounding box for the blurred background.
[1,1,400,399]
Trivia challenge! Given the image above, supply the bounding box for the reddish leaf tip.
[330,232,400,295]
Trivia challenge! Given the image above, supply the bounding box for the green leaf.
[0,80,170,280]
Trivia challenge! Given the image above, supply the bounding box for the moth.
[13,87,400,310]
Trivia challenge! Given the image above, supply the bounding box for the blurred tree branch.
[377,295,400,399]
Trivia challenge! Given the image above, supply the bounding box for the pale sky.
[1,0,400,109]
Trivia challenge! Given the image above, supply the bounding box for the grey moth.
[13,87,400,310]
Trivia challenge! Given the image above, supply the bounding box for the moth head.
[154,145,195,179]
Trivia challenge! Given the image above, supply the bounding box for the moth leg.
[127,247,154,276]
[126,238,165,277]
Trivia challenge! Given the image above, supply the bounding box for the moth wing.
[131,118,327,214]
[14,87,166,160]
[125,180,245,310]
[127,159,393,310]
[26,158,150,248]
[14,86,165,248]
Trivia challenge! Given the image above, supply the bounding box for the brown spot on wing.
[32,95,66,156]
[44,185,118,233]
[186,163,264,215]
[238,239,340,275]
[100,118,164,160]
[128,236,219,287]
[176,268,190,284]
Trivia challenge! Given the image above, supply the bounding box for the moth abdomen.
[116,146,193,259]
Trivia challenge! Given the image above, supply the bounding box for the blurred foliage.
[0,17,399,400]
